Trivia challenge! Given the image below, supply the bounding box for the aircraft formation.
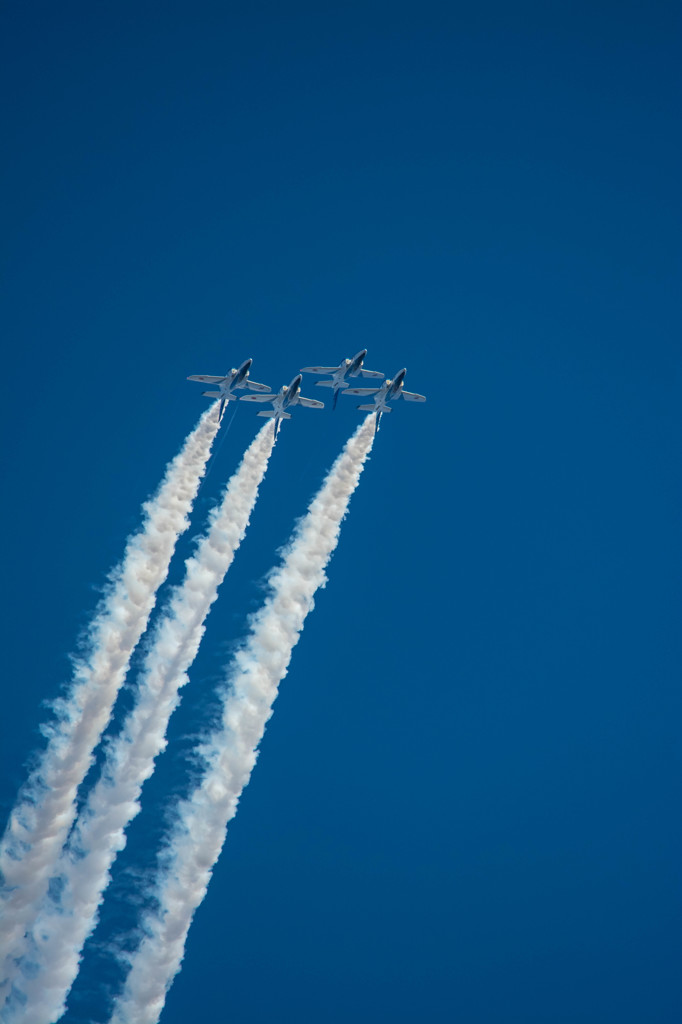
[187,351,426,434]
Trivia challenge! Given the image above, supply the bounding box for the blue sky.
[1,2,680,1022]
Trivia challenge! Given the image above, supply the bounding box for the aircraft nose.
[359,349,367,359]
[244,358,253,369]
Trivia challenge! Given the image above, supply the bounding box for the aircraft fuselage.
[281,374,303,410]
[231,358,253,390]
[346,349,369,378]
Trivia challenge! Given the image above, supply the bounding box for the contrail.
[7,424,276,1024]
[0,408,218,1008]
[110,414,375,1024]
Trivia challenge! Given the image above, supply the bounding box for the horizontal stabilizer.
[188,375,225,383]
[240,394,273,403]
[397,390,426,402]
[314,380,337,388]
[201,391,222,398]
[358,403,390,412]
[300,366,338,374]
[257,411,291,418]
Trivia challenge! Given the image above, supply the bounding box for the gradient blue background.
[1,2,680,1022]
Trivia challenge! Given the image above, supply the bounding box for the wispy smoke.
[0,409,218,1009]
[6,424,275,1024]
[110,414,375,1024]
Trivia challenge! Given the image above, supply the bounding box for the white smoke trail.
[0,408,218,1008]
[7,424,275,1024]
[110,414,375,1024]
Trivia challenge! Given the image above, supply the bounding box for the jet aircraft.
[300,350,384,409]
[342,368,426,432]
[240,374,324,436]
[187,358,271,421]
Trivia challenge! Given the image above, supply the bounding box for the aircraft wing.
[343,387,381,396]
[300,366,338,374]
[244,380,271,392]
[239,394,274,403]
[397,390,426,402]
[358,369,385,379]
[297,396,325,409]
[187,374,225,383]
